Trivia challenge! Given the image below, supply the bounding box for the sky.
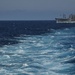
[0,0,75,20]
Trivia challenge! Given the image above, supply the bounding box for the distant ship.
[55,14,75,23]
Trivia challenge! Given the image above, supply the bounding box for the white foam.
[0,27,74,75]
[15,68,34,75]
[0,50,5,53]
[40,50,52,55]
[51,35,55,38]
[35,43,44,47]
[16,49,25,54]
[3,55,10,59]
[55,32,61,35]
[69,47,75,51]
[22,63,28,67]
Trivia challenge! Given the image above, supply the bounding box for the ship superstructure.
[55,14,75,23]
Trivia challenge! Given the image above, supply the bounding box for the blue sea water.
[0,21,75,75]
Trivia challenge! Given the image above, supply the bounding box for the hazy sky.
[0,0,75,20]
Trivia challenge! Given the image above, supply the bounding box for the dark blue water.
[0,20,75,75]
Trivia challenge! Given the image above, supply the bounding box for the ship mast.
[63,14,66,19]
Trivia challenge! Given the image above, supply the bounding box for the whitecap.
[3,55,10,59]
[69,47,75,51]
[16,49,25,54]
[22,63,29,67]
[35,43,44,47]
[51,35,55,38]
[55,32,61,35]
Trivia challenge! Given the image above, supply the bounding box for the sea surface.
[0,21,75,75]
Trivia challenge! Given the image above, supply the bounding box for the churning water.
[0,21,75,75]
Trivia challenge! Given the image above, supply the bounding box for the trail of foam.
[0,27,75,75]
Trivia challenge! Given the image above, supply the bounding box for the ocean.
[0,20,75,75]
